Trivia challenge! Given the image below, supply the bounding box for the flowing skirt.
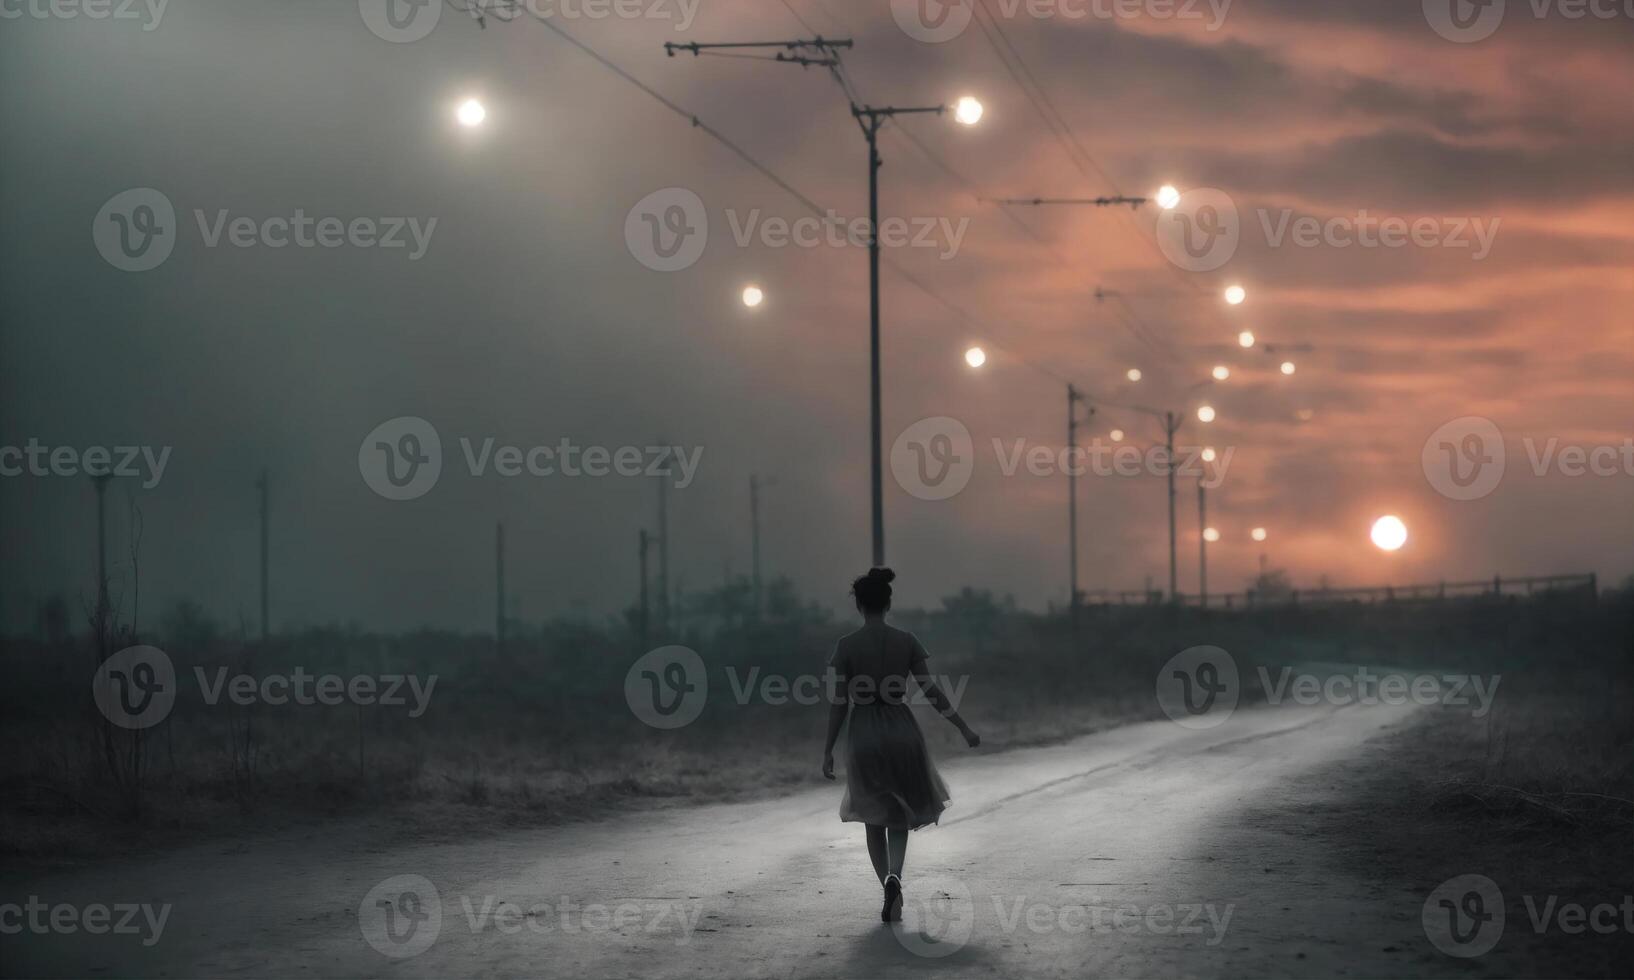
[840,702,950,830]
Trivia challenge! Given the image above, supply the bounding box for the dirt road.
[4,700,1438,978]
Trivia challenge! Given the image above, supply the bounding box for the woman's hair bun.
[852,567,897,612]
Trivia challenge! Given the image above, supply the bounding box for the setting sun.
[1370,515,1408,552]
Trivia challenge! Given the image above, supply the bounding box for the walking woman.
[822,567,981,923]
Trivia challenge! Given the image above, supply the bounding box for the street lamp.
[1197,405,1216,423]
[1211,365,1231,382]
[1224,285,1247,306]
[1280,361,1296,375]
[1251,526,1268,542]
[1126,368,1143,382]
[1156,185,1181,210]
[964,346,987,368]
[741,284,765,308]
[456,98,487,127]
[1238,330,1256,349]
[953,96,984,126]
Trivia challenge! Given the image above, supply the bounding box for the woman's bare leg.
[886,827,909,879]
[865,825,889,884]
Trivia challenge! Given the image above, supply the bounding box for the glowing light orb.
[741,285,764,308]
[1224,285,1246,306]
[456,98,487,127]
[1202,527,1221,543]
[1126,368,1143,382]
[1156,185,1181,210]
[1237,330,1256,349]
[1211,365,1231,381]
[965,346,987,368]
[1196,405,1216,423]
[953,96,984,126]
[1109,429,1125,442]
[1250,527,1268,542]
[1201,446,1217,463]
[1370,515,1408,552]
[1280,361,1296,375]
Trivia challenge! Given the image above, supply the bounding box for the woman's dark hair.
[851,567,896,614]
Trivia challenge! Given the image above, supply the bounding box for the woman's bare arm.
[912,660,980,747]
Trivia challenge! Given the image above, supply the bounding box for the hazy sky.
[3,0,1631,632]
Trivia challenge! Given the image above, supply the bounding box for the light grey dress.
[830,622,951,830]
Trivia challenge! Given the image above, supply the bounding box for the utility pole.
[92,474,111,654]
[637,529,650,647]
[1066,386,1092,629]
[1165,411,1179,603]
[656,464,670,634]
[1197,480,1208,609]
[855,102,946,567]
[495,522,506,654]
[256,470,269,643]
[749,475,763,619]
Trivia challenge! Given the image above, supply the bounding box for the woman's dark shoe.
[882,874,903,923]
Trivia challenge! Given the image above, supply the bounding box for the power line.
[511,11,1076,388]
